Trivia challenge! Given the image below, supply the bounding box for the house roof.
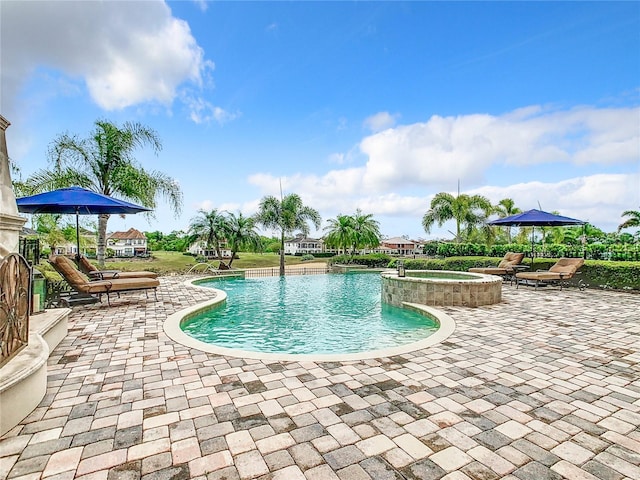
[20,227,39,236]
[285,237,323,244]
[108,227,146,240]
[383,237,416,245]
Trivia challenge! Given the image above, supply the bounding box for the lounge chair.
[49,255,159,305]
[468,252,525,280]
[77,254,158,280]
[515,257,585,290]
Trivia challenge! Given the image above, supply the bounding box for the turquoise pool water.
[183,273,438,355]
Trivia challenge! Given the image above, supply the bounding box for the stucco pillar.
[0,115,27,258]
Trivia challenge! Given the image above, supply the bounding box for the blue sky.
[2,1,639,240]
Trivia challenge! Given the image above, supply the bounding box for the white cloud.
[358,105,639,192]
[183,93,240,125]
[193,0,209,12]
[246,103,638,236]
[194,200,214,211]
[1,0,213,117]
[470,173,640,231]
[246,171,637,237]
[363,111,400,132]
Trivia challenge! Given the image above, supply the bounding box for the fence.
[19,238,40,266]
[244,266,330,278]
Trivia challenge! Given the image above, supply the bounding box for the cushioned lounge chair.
[77,254,158,280]
[468,252,525,279]
[515,257,585,290]
[50,255,159,305]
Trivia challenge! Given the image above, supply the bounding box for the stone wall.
[0,115,26,258]
[381,271,502,307]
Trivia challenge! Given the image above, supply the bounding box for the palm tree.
[494,198,522,243]
[188,209,228,263]
[618,210,640,232]
[24,120,182,266]
[422,192,493,243]
[350,209,381,254]
[223,212,261,268]
[324,214,354,255]
[254,194,321,276]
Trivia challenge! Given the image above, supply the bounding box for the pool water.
[183,273,438,355]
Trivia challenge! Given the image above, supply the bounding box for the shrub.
[529,258,640,290]
[301,254,315,261]
[389,255,640,291]
[328,253,392,268]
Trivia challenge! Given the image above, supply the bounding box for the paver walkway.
[1,276,639,480]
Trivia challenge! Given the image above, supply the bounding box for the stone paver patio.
[1,276,639,480]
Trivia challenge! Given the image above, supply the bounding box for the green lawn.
[103,251,326,275]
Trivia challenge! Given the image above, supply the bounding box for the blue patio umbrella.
[16,186,150,258]
[488,209,586,263]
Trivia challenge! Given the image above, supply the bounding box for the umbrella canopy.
[488,209,585,227]
[17,186,150,258]
[16,186,151,216]
[488,209,586,264]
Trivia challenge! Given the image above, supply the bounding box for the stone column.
[0,115,27,258]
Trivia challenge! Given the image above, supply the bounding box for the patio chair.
[77,254,158,280]
[515,257,585,290]
[468,252,525,281]
[49,255,159,305]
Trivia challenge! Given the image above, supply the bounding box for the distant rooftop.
[108,227,146,240]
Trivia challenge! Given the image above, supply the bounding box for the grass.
[38,251,328,279]
[103,251,326,275]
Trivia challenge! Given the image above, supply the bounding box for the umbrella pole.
[75,208,80,261]
[531,227,535,268]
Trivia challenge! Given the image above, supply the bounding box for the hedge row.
[387,256,640,291]
[423,242,640,262]
[328,253,393,268]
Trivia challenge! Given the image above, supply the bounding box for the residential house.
[188,240,232,259]
[284,236,324,255]
[107,228,148,257]
[379,237,418,256]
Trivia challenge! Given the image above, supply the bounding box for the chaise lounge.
[49,255,160,305]
[468,252,525,281]
[515,257,585,290]
[77,254,158,280]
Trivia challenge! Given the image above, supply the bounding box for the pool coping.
[162,276,456,362]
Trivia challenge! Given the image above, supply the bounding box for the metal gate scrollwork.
[0,253,31,368]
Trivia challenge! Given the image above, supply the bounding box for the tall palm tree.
[324,214,354,255]
[188,209,228,262]
[350,209,381,254]
[223,212,261,268]
[494,198,522,243]
[24,120,182,266]
[618,209,640,232]
[422,192,493,243]
[254,193,321,276]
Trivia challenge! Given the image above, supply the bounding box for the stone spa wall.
[381,271,502,308]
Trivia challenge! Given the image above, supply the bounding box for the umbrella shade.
[488,209,586,265]
[16,186,151,215]
[17,186,150,258]
[488,209,585,227]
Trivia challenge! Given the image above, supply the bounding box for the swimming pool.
[164,272,455,360]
